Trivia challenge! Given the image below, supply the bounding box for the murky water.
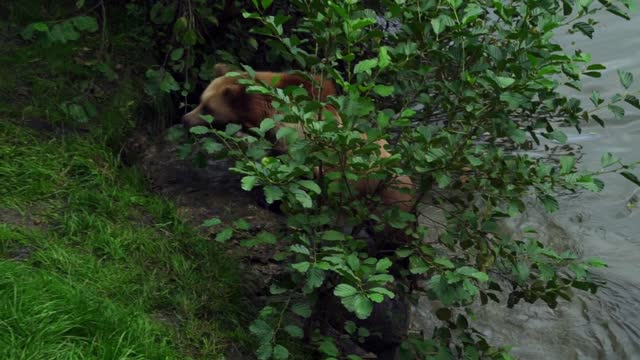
[481,12,640,359]
[413,11,640,360]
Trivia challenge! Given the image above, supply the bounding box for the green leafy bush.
[20,0,640,358]
[179,1,639,358]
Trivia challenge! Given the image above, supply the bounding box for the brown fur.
[182,64,415,212]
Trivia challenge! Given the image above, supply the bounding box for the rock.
[321,289,410,357]
[123,129,285,295]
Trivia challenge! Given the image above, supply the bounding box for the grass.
[0,121,255,359]
[0,3,259,358]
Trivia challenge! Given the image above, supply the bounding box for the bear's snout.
[181,111,204,128]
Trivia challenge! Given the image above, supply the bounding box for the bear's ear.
[214,63,231,77]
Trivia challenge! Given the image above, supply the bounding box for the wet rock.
[321,289,410,358]
[123,129,285,295]
[123,130,281,226]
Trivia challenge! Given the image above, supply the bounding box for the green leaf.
[586,258,607,268]
[540,194,559,213]
[608,104,625,119]
[435,172,451,188]
[560,156,576,175]
[618,70,633,89]
[33,22,49,32]
[269,284,287,295]
[462,3,484,24]
[233,219,251,231]
[297,180,321,194]
[259,118,275,133]
[353,295,374,319]
[354,58,378,75]
[431,17,447,35]
[176,144,192,160]
[306,267,325,290]
[607,4,631,20]
[225,123,242,135]
[261,0,274,9]
[368,274,394,283]
[290,244,310,255]
[409,256,429,274]
[624,95,640,110]
[71,16,99,32]
[202,138,224,154]
[344,321,356,334]
[291,302,312,318]
[369,287,395,298]
[182,29,197,46]
[601,152,619,168]
[318,340,339,357]
[495,76,516,88]
[273,345,289,360]
[375,258,393,272]
[514,263,530,283]
[256,343,273,360]
[590,90,603,107]
[470,271,489,282]
[250,319,273,337]
[500,92,530,110]
[466,155,483,166]
[68,104,88,123]
[189,126,209,135]
[368,293,384,303]
[509,128,527,144]
[347,254,359,271]
[292,261,310,273]
[170,48,184,61]
[284,325,304,338]
[447,0,463,9]
[573,22,594,38]
[264,185,283,203]
[396,248,413,258]
[621,171,640,186]
[334,284,358,297]
[215,228,233,243]
[241,176,258,191]
[322,230,346,241]
[276,126,298,143]
[166,126,186,143]
[373,85,394,97]
[201,217,221,227]
[349,17,377,30]
[548,130,568,144]
[434,257,455,269]
[292,189,312,208]
[159,73,180,93]
[378,46,391,69]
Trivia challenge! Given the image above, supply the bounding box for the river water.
[412,11,640,360]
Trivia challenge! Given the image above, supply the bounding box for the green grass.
[0,122,255,359]
[0,4,258,358]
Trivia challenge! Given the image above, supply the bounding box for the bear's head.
[181,64,248,129]
[181,64,338,130]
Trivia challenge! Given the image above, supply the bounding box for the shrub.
[22,0,640,358]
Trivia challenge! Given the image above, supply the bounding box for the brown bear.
[181,64,416,212]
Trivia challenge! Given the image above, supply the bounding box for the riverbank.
[0,14,259,359]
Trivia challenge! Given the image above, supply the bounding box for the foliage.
[178,1,640,358]
[16,0,640,359]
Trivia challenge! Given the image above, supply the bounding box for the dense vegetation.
[3,0,640,359]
